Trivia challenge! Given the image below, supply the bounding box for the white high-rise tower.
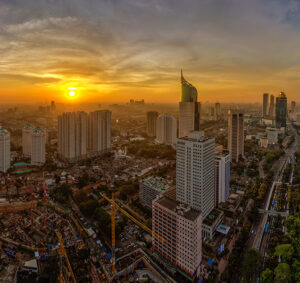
[31,127,45,166]
[58,111,88,162]
[0,127,10,173]
[156,114,177,145]
[176,131,215,219]
[88,110,111,155]
[22,124,34,157]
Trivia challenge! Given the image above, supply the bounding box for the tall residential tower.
[31,127,46,166]
[228,110,244,162]
[22,124,34,157]
[58,112,88,162]
[0,127,10,173]
[156,114,177,146]
[146,111,158,137]
[88,110,111,155]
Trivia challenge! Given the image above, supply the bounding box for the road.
[252,123,299,251]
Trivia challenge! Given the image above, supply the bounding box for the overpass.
[258,208,289,217]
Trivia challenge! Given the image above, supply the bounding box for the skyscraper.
[88,110,111,155]
[228,110,244,162]
[75,111,88,158]
[291,101,296,112]
[22,124,34,157]
[152,196,202,278]
[179,70,201,137]
[146,111,158,137]
[0,127,10,173]
[176,131,215,219]
[51,101,56,111]
[269,94,275,118]
[215,150,230,206]
[275,92,287,129]
[31,127,45,166]
[58,112,88,161]
[156,114,177,146]
[263,93,269,117]
[215,102,221,120]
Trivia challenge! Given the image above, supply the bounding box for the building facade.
[228,110,244,162]
[146,111,159,137]
[152,196,202,278]
[31,127,45,166]
[263,93,269,117]
[269,94,275,118]
[58,111,88,162]
[291,101,296,113]
[176,131,215,219]
[139,176,171,209]
[88,110,111,155]
[267,127,279,145]
[0,127,10,173]
[215,103,221,120]
[179,71,201,138]
[215,150,230,206]
[275,92,287,129]
[156,114,177,146]
[22,124,34,157]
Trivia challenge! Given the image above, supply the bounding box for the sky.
[0,0,300,104]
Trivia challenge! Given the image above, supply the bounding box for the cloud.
[0,0,300,102]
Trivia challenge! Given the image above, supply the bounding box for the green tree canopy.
[79,200,99,217]
[274,263,291,283]
[274,244,294,262]
[260,268,273,283]
[241,248,261,283]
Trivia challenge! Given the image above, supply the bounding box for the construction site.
[0,191,177,283]
[0,197,96,283]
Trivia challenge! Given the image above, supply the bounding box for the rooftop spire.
[181,69,184,84]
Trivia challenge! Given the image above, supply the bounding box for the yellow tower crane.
[56,231,77,283]
[101,193,164,274]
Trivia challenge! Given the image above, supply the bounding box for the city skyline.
[1,0,300,103]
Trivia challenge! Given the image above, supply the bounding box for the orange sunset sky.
[1,0,300,104]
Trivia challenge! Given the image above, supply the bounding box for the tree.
[79,200,99,217]
[260,268,273,283]
[51,183,72,204]
[73,190,89,204]
[94,207,111,236]
[274,263,291,283]
[274,244,294,262]
[241,249,261,283]
[77,172,89,189]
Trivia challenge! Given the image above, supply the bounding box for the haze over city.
[0,1,300,283]
[1,0,300,103]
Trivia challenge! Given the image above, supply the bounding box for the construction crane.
[101,193,164,274]
[42,172,48,230]
[56,231,77,283]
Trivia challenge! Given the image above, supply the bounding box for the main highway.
[252,123,299,252]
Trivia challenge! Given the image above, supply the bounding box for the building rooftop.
[24,124,34,129]
[0,127,8,134]
[203,208,222,226]
[178,131,211,142]
[216,149,230,158]
[155,196,201,221]
[141,176,171,192]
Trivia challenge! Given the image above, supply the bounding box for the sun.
[68,87,76,97]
